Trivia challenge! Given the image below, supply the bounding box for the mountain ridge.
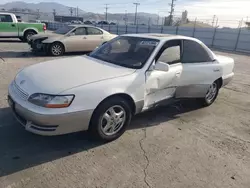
[0,1,160,24]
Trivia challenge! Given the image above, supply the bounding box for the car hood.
[15,56,136,95]
[30,32,63,40]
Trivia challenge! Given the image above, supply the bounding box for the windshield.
[89,36,159,69]
[54,26,75,34]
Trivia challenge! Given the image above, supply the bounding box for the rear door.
[85,27,104,51]
[175,39,222,98]
[0,14,18,37]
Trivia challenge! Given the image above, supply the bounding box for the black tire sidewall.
[24,31,35,42]
[50,43,64,56]
[90,97,132,142]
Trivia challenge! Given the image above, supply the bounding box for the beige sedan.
[29,25,117,56]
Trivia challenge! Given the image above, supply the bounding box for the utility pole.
[168,0,176,26]
[148,17,151,26]
[53,9,56,17]
[105,4,109,22]
[124,10,128,25]
[36,9,40,20]
[212,15,216,27]
[215,17,219,28]
[133,2,140,25]
[69,7,73,17]
[157,13,160,26]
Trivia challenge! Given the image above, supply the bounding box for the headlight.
[28,93,74,108]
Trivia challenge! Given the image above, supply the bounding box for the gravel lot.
[1,39,250,188]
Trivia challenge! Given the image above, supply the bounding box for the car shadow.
[0,51,90,59]
[0,100,202,177]
[0,39,23,43]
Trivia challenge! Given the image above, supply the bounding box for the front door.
[144,40,183,108]
[175,40,222,98]
[0,14,18,37]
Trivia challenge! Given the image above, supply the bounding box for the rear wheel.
[201,81,219,106]
[89,97,132,142]
[24,31,36,42]
[50,42,64,56]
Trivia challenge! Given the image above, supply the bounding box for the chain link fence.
[46,20,250,53]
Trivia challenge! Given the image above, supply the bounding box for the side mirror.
[154,61,170,72]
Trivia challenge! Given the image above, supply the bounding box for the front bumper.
[8,84,93,136]
[29,39,49,53]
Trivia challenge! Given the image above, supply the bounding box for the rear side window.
[87,27,103,35]
[182,40,212,63]
[0,15,13,22]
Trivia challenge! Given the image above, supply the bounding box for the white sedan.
[8,34,234,141]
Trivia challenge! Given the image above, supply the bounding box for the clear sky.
[1,0,250,26]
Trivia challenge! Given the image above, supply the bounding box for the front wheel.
[201,81,219,106]
[50,42,64,56]
[89,97,132,142]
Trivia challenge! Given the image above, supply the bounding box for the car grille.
[11,81,29,100]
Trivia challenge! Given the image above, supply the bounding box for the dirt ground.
[0,39,250,188]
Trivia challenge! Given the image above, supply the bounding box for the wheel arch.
[50,41,66,52]
[23,28,38,36]
[90,93,136,125]
[216,77,223,88]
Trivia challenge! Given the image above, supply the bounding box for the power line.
[133,2,140,25]
[105,4,109,22]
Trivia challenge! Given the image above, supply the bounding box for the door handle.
[83,37,87,39]
[213,69,220,72]
[176,71,181,76]
[11,24,15,27]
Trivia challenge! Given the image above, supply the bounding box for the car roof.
[68,24,109,34]
[122,33,198,42]
[69,24,94,28]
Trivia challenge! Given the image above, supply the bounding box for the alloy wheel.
[51,44,63,56]
[100,105,126,136]
[205,83,217,103]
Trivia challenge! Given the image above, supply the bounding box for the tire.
[201,81,219,107]
[89,96,132,142]
[50,42,64,56]
[23,31,36,42]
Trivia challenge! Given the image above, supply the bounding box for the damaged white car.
[8,34,234,141]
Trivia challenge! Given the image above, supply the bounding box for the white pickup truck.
[0,12,46,42]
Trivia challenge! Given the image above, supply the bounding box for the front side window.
[74,27,87,35]
[182,40,212,63]
[89,36,159,69]
[87,27,103,35]
[54,26,75,35]
[0,15,13,22]
[157,40,181,65]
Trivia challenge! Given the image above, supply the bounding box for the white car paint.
[8,34,234,136]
